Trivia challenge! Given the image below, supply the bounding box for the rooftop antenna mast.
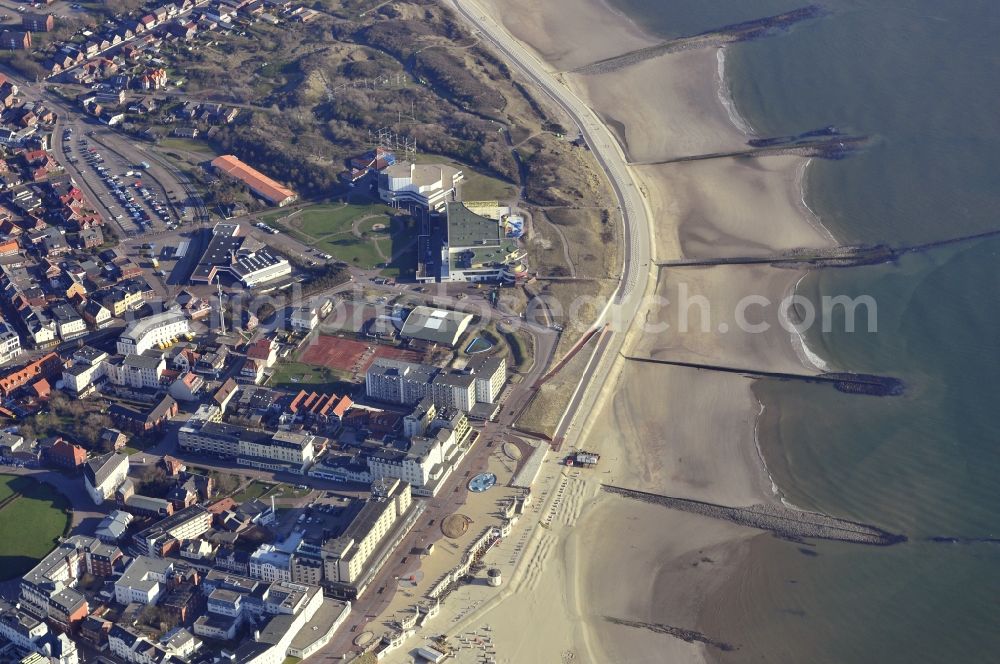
[217,275,225,335]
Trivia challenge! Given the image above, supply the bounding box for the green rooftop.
[446,202,502,248]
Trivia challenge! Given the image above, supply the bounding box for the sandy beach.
[375,0,841,661]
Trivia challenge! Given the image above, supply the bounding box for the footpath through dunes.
[602,485,907,546]
[570,5,828,75]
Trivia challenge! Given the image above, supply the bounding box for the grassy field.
[0,475,72,582]
[293,203,393,238]
[231,480,275,503]
[267,202,417,274]
[158,137,217,156]
[269,360,353,392]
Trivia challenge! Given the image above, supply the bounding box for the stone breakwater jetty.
[621,355,905,397]
[634,134,872,165]
[571,5,828,75]
[603,485,907,546]
[604,617,737,652]
[655,227,1000,270]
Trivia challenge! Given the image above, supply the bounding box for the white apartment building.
[114,557,174,605]
[0,605,78,664]
[249,545,293,583]
[467,354,506,404]
[62,347,109,396]
[366,358,476,412]
[323,479,412,584]
[367,420,466,495]
[289,306,318,332]
[133,506,214,558]
[0,321,22,364]
[178,420,316,473]
[117,311,190,355]
[108,353,166,389]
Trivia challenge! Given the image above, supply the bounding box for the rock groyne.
[572,5,828,75]
[603,485,907,546]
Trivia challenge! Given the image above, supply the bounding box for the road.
[449,0,655,450]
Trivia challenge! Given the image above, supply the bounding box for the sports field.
[298,335,423,375]
[0,474,72,581]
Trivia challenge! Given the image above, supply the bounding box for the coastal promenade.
[450,0,655,450]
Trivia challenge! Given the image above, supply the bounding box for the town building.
[114,556,174,605]
[0,352,62,397]
[95,510,134,543]
[84,452,129,504]
[0,320,22,364]
[285,297,333,332]
[20,535,121,626]
[116,311,190,355]
[0,599,79,664]
[189,223,290,286]
[51,303,86,340]
[210,155,297,207]
[132,506,213,557]
[178,419,317,474]
[399,306,473,347]
[377,161,463,211]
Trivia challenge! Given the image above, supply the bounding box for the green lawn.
[312,234,385,268]
[294,203,393,238]
[269,361,353,392]
[231,480,275,503]
[0,475,72,582]
[158,137,217,155]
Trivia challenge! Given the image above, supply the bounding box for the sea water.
[605,0,1000,661]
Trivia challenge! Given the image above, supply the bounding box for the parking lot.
[62,127,177,237]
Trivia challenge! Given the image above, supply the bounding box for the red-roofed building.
[246,337,277,368]
[48,438,86,468]
[287,389,353,424]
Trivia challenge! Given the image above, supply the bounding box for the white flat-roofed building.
[232,247,291,287]
[62,346,109,396]
[323,479,412,585]
[249,544,292,583]
[466,353,506,404]
[117,311,189,355]
[0,320,22,364]
[377,161,463,211]
[289,305,318,331]
[108,353,166,389]
[114,556,174,606]
[178,419,317,474]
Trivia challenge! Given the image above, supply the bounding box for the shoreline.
[426,0,843,662]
